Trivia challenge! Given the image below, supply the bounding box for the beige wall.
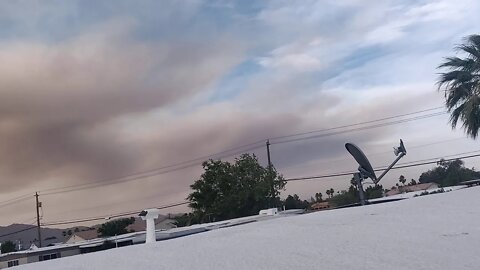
[0,256,28,269]
[66,235,86,244]
[0,247,82,268]
[27,248,81,263]
[61,249,81,257]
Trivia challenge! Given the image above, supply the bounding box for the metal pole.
[35,192,42,248]
[375,152,406,184]
[266,140,276,207]
[354,173,366,206]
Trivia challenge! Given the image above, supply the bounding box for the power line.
[285,151,480,182]
[0,224,37,238]
[0,194,32,209]
[271,112,446,145]
[279,136,468,171]
[42,201,189,227]
[376,149,480,169]
[40,145,264,196]
[40,150,480,227]
[269,106,444,141]
[39,107,447,196]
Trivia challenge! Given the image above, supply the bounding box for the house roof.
[311,202,330,208]
[386,182,439,196]
[127,216,174,232]
[67,229,99,242]
[403,183,439,192]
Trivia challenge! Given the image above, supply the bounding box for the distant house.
[127,216,176,233]
[65,229,99,244]
[0,225,201,269]
[459,179,480,187]
[1,231,142,269]
[0,243,81,269]
[386,182,439,196]
[310,201,330,211]
[0,210,303,268]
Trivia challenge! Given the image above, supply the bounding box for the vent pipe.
[139,208,160,244]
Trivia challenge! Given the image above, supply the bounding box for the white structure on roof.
[139,208,160,244]
[259,208,278,216]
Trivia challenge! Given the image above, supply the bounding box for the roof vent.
[139,208,160,244]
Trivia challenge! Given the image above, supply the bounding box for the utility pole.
[266,140,276,208]
[35,192,42,248]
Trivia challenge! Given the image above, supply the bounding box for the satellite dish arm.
[375,151,406,184]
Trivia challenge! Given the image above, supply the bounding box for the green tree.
[188,154,286,222]
[97,217,135,237]
[329,183,384,207]
[1,241,16,254]
[438,34,480,138]
[174,213,200,228]
[284,194,309,210]
[419,159,479,186]
[365,184,383,199]
[330,185,358,207]
[398,175,406,186]
[314,192,323,202]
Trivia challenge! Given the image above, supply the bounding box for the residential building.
[386,182,439,196]
[65,229,99,244]
[310,201,330,211]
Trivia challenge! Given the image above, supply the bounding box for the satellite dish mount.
[345,139,406,205]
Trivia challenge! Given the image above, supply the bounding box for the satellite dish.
[345,143,377,182]
[345,139,407,206]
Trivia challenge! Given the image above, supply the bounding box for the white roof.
[15,186,480,270]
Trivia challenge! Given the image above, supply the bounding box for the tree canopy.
[188,154,286,222]
[418,159,479,186]
[284,194,309,210]
[1,240,16,254]
[97,217,135,237]
[438,34,480,138]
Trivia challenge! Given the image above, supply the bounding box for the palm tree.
[438,35,480,138]
[398,175,406,186]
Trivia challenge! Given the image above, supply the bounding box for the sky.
[1,0,480,227]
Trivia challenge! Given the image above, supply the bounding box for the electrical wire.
[279,136,468,171]
[0,223,37,238]
[40,144,264,196]
[39,107,447,196]
[0,194,32,209]
[269,106,444,141]
[271,112,446,145]
[42,201,189,227]
[285,151,480,182]
[38,149,480,227]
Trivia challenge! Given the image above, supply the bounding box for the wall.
[0,256,28,269]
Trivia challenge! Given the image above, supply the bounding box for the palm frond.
[438,34,480,139]
[456,35,480,62]
[449,104,464,129]
[439,57,477,72]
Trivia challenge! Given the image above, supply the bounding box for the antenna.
[345,139,407,205]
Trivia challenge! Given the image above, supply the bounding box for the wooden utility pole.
[35,192,42,248]
[266,140,276,207]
